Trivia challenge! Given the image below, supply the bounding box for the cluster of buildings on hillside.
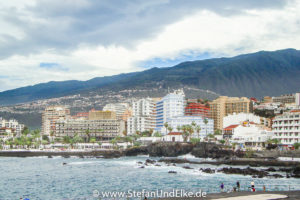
[1,89,296,151]
[0,118,25,140]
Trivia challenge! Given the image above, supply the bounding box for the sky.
[0,0,299,91]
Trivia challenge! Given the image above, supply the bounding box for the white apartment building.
[103,103,130,120]
[42,105,70,137]
[166,116,214,138]
[272,110,300,146]
[127,98,156,135]
[0,118,25,137]
[224,122,273,150]
[156,89,185,134]
[223,113,260,128]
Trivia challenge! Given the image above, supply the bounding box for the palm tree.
[90,137,96,148]
[97,129,104,141]
[63,136,71,144]
[176,125,181,132]
[149,129,154,136]
[167,127,173,134]
[195,125,201,139]
[204,118,208,138]
[187,125,194,141]
[164,122,169,134]
[50,131,55,142]
[85,129,90,143]
[191,121,196,128]
[111,138,117,148]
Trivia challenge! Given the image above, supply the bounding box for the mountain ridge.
[0,48,299,106]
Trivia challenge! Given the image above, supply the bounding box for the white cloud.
[0,0,299,91]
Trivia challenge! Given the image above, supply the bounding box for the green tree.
[85,129,91,143]
[214,129,222,135]
[149,129,154,136]
[195,125,201,139]
[219,139,225,145]
[63,136,71,144]
[176,125,181,132]
[42,135,50,142]
[190,138,200,145]
[181,125,193,142]
[204,118,208,138]
[167,127,173,134]
[90,137,96,144]
[164,122,169,134]
[293,143,300,150]
[50,131,55,142]
[111,138,117,147]
[153,132,162,137]
[22,127,30,136]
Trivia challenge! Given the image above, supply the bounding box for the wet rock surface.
[200,168,215,173]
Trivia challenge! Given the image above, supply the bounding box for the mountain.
[0,48,299,106]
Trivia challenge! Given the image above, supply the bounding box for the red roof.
[167,132,182,135]
[223,124,239,131]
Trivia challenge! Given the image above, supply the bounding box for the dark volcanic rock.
[124,146,147,156]
[145,159,156,164]
[147,142,193,157]
[182,166,193,169]
[191,143,235,159]
[220,167,269,178]
[279,168,293,173]
[271,174,284,178]
[168,171,177,174]
[266,167,276,172]
[200,168,215,174]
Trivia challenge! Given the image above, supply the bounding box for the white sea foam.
[67,161,102,165]
[278,157,300,162]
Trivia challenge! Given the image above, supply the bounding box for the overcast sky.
[0,0,299,91]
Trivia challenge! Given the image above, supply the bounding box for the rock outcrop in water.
[191,142,246,159]
[146,142,193,157]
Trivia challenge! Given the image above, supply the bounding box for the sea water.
[0,156,299,200]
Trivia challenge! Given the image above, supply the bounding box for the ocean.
[0,155,299,200]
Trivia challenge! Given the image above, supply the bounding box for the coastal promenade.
[154,191,300,200]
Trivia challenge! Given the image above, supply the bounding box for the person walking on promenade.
[236,181,240,191]
[220,183,224,192]
[250,181,255,192]
[251,181,255,189]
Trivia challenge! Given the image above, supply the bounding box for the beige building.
[273,94,296,104]
[55,118,125,141]
[88,110,116,120]
[102,103,130,120]
[210,96,252,130]
[42,105,70,137]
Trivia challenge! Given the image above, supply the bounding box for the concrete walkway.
[213,194,288,200]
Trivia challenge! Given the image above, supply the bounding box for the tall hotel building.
[127,98,158,135]
[209,96,252,130]
[42,105,70,136]
[272,110,300,145]
[155,89,185,133]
